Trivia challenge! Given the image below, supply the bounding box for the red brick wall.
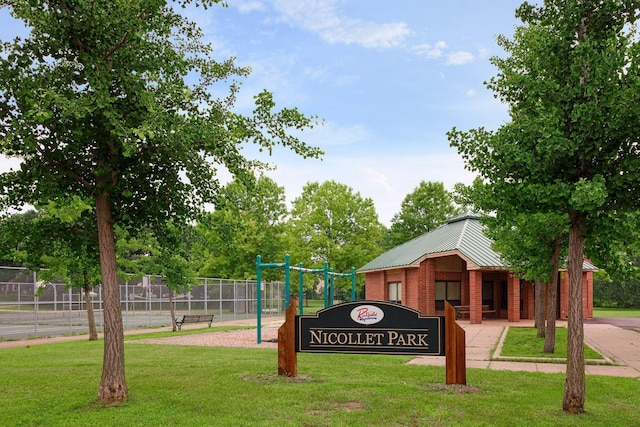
[468,270,482,324]
[521,281,535,319]
[508,274,520,322]
[583,271,593,318]
[425,259,436,315]
[559,272,569,319]
[405,267,421,312]
[364,271,385,301]
[364,259,595,322]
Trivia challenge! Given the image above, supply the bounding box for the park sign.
[296,301,444,356]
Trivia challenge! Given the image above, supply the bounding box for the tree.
[449,0,640,413]
[382,181,460,250]
[455,179,567,348]
[195,175,288,279]
[0,1,321,404]
[488,211,567,351]
[594,271,640,308]
[286,180,383,298]
[0,200,102,340]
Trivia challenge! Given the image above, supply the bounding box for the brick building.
[358,212,596,324]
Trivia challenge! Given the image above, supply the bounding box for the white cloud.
[235,1,266,13]
[259,150,476,226]
[412,41,447,59]
[303,65,329,84]
[0,155,21,173]
[466,89,477,97]
[294,121,372,148]
[446,51,475,65]
[412,41,476,66]
[357,166,393,192]
[272,0,410,49]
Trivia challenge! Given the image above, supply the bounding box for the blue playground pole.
[329,270,334,306]
[256,255,262,344]
[351,267,356,301]
[298,263,304,315]
[284,254,291,308]
[323,261,329,308]
[256,254,288,344]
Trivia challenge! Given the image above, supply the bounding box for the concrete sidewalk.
[408,320,640,378]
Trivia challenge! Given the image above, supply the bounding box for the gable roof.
[359,212,504,272]
[358,212,598,273]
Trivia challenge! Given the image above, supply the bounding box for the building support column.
[508,274,520,322]
[583,272,593,319]
[559,272,569,319]
[425,259,436,315]
[469,270,482,324]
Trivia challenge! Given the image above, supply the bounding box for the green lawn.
[500,327,603,360]
[0,331,638,426]
[593,307,640,317]
[302,298,325,314]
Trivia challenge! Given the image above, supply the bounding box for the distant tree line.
[0,177,461,300]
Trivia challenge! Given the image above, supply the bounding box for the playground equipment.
[255,254,356,343]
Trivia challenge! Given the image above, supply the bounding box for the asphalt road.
[585,316,640,330]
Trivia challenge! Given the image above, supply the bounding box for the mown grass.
[0,334,638,426]
[501,327,602,360]
[302,298,325,314]
[593,307,640,317]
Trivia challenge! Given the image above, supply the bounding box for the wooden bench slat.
[454,305,496,319]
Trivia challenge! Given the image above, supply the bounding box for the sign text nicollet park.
[296,301,445,356]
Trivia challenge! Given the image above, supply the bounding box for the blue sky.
[0,1,527,225]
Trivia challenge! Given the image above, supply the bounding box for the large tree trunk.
[95,191,128,404]
[83,281,98,341]
[534,279,545,338]
[544,238,561,353]
[562,215,585,413]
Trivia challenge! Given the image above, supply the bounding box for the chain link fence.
[0,266,285,340]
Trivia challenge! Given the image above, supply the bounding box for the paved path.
[408,319,640,378]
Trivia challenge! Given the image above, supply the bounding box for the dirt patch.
[422,382,483,394]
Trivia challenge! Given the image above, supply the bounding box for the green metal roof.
[359,212,504,272]
[358,212,598,273]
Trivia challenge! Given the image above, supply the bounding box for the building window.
[388,282,401,304]
[435,281,461,310]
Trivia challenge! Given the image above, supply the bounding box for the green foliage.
[593,270,640,308]
[195,175,287,279]
[0,0,321,226]
[286,180,383,296]
[448,1,640,411]
[382,181,460,250]
[0,203,102,289]
[0,0,321,402]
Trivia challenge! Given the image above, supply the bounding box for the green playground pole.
[329,270,334,306]
[323,261,329,308]
[256,255,262,344]
[351,267,356,301]
[298,263,304,315]
[284,254,290,308]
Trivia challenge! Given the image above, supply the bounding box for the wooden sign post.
[278,300,466,386]
[445,301,466,385]
[278,298,297,377]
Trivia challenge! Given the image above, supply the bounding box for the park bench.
[454,305,496,320]
[175,314,214,330]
